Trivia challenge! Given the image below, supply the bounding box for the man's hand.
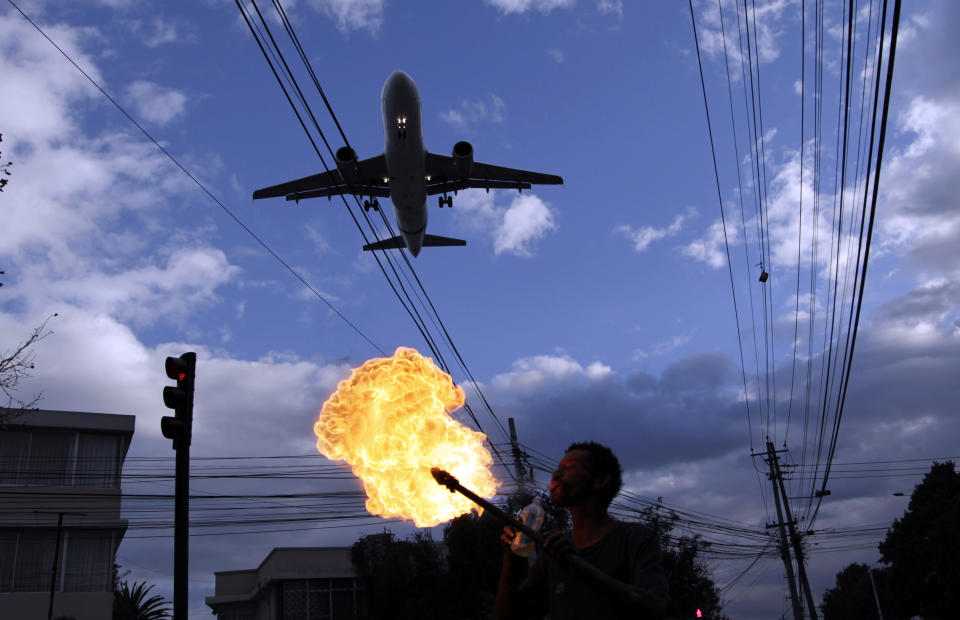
[500,526,516,556]
[540,530,575,561]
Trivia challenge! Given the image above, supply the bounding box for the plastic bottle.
[511,496,545,558]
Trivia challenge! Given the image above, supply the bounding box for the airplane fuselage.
[253,71,562,256]
[381,70,428,256]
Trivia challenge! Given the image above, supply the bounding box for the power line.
[7,0,384,359]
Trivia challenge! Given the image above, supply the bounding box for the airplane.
[252,70,563,257]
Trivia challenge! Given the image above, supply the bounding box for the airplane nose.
[384,70,416,100]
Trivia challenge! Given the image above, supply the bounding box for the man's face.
[549,449,595,507]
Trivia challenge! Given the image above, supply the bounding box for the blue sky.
[2,0,959,617]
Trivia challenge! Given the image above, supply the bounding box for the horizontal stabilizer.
[361,234,467,252]
[362,236,406,252]
[422,234,466,247]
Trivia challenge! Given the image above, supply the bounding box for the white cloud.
[596,0,622,18]
[681,218,730,268]
[305,223,333,254]
[486,0,575,15]
[693,0,791,65]
[454,190,558,256]
[29,248,240,327]
[0,14,103,143]
[633,330,696,360]
[495,194,556,255]
[491,353,612,393]
[440,94,507,130]
[547,48,564,63]
[617,207,696,252]
[2,307,351,455]
[307,0,386,34]
[125,80,187,126]
[132,17,182,47]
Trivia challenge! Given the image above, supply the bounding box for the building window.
[63,529,113,592]
[0,528,115,593]
[0,430,121,488]
[11,529,57,592]
[0,430,30,485]
[76,433,120,488]
[282,578,356,620]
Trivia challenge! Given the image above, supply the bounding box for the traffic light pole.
[173,434,189,620]
[161,351,195,620]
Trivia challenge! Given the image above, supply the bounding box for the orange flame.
[314,347,499,527]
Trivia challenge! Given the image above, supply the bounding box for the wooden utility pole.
[769,441,819,620]
[757,444,802,620]
[507,418,528,485]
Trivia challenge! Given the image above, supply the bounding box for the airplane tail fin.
[362,234,466,252]
[422,234,466,248]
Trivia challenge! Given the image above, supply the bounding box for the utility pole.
[47,512,64,620]
[36,510,85,620]
[507,418,528,486]
[757,444,802,620]
[867,567,884,620]
[769,440,819,620]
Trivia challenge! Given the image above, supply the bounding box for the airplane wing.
[423,152,562,196]
[253,155,390,201]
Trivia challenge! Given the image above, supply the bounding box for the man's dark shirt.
[518,521,668,619]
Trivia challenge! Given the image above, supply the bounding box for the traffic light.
[161,352,196,449]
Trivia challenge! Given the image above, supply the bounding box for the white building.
[0,408,135,620]
[205,547,358,620]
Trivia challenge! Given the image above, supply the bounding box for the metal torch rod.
[431,468,645,610]
[431,468,545,542]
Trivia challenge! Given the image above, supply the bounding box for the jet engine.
[452,141,474,179]
[335,146,360,183]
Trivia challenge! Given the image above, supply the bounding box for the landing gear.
[363,198,381,212]
[438,195,453,208]
[397,116,407,139]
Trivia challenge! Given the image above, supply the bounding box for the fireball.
[314,347,499,527]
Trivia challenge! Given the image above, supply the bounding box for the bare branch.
[1,313,58,419]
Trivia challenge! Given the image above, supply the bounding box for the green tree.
[877,460,959,619]
[821,563,890,620]
[637,502,730,620]
[113,580,171,620]
[351,530,449,620]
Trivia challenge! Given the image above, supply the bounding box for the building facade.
[0,408,135,620]
[206,547,358,620]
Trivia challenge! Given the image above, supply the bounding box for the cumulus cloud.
[486,0,575,15]
[125,80,187,125]
[453,189,558,256]
[440,94,507,130]
[131,17,183,47]
[692,0,792,65]
[617,207,696,252]
[596,0,623,18]
[491,353,613,393]
[681,218,730,268]
[307,0,386,34]
[633,330,696,360]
